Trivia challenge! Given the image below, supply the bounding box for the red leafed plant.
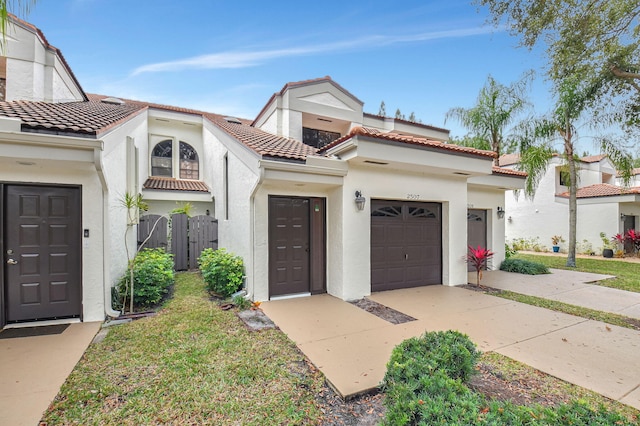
[625,229,640,255]
[467,245,494,287]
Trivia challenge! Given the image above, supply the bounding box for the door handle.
[6,258,18,265]
[405,254,408,260]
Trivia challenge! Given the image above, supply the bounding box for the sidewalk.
[476,269,640,320]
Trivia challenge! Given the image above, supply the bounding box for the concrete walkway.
[476,269,640,320]
[262,281,640,410]
[0,321,101,426]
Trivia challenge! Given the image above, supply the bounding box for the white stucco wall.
[202,123,261,298]
[5,22,84,102]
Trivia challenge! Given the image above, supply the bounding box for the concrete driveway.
[0,321,101,426]
[261,284,640,410]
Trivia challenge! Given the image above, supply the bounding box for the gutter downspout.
[248,165,265,301]
[94,147,120,318]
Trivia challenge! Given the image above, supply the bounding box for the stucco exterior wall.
[5,22,84,102]
[202,124,260,298]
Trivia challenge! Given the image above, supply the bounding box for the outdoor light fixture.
[355,190,366,211]
[621,213,626,221]
[497,206,505,219]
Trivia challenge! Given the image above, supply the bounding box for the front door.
[4,185,82,322]
[268,196,326,298]
[624,215,636,254]
[467,209,487,271]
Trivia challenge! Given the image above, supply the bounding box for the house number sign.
[406,194,420,200]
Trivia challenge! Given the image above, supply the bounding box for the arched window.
[179,141,199,179]
[151,139,172,177]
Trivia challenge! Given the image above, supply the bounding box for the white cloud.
[131,26,497,76]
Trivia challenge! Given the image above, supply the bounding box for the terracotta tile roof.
[319,126,497,159]
[492,166,527,178]
[362,112,450,134]
[580,154,607,163]
[89,95,313,161]
[9,14,87,101]
[143,177,210,192]
[206,113,318,161]
[557,183,640,199]
[0,99,146,137]
[498,153,520,166]
[617,168,640,177]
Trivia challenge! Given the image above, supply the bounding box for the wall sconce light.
[497,206,505,219]
[621,213,626,221]
[355,190,366,211]
[508,216,512,223]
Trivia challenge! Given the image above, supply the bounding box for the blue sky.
[25,0,562,145]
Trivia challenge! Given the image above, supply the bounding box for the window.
[151,139,172,177]
[179,142,199,179]
[151,139,199,180]
[559,170,570,186]
[302,127,340,149]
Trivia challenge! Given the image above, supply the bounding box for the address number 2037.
[406,194,420,200]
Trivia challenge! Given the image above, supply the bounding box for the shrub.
[118,248,174,308]
[504,243,518,259]
[198,248,244,297]
[500,258,550,275]
[382,331,635,425]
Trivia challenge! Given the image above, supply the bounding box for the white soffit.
[298,92,354,111]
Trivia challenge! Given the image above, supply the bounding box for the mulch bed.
[349,298,416,324]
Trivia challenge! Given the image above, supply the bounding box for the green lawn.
[42,272,324,425]
[514,253,640,292]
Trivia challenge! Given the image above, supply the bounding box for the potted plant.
[600,232,614,258]
[551,235,564,253]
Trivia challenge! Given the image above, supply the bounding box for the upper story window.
[559,170,570,186]
[302,127,340,149]
[179,142,199,179]
[151,139,199,180]
[151,139,173,177]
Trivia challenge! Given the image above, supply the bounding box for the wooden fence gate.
[138,214,218,271]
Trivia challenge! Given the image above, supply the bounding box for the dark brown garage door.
[371,200,442,292]
[4,185,82,322]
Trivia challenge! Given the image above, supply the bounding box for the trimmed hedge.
[500,257,550,275]
[383,331,634,425]
[118,248,174,307]
[198,248,244,297]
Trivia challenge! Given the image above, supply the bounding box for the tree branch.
[610,65,640,92]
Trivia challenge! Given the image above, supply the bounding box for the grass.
[479,352,640,420]
[496,291,640,330]
[514,253,640,292]
[42,272,324,425]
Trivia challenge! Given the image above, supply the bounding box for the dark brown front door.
[269,196,326,297]
[4,185,82,322]
[623,215,636,254]
[371,201,442,292]
[467,209,487,272]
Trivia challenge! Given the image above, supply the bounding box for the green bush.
[500,258,550,275]
[198,248,244,297]
[382,331,635,425]
[505,243,518,259]
[118,248,174,307]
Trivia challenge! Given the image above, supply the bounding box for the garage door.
[371,200,442,292]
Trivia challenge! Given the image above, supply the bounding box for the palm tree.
[516,77,633,267]
[446,72,532,165]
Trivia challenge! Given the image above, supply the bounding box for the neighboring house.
[501,154,640,253]
[0,16,525,328]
